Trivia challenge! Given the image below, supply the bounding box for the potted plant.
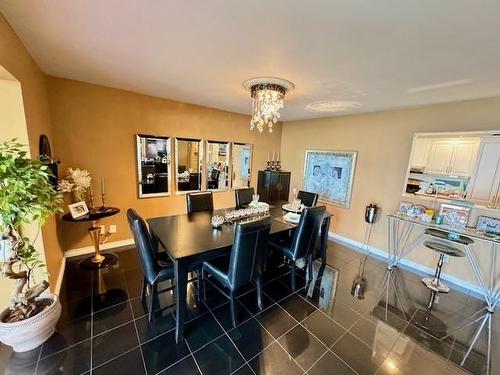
[0,139,63,352]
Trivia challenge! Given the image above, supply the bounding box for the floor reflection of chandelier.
[243,77,294,133]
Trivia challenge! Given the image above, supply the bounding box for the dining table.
[147,200,332,343]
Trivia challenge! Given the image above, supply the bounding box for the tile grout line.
[91,346,140,373]
[128,298,148,375]
[202,299,257,375]
[89,272,94,375]
[185,340,204,375]
[33,345,43,375]
[254,278,363,374]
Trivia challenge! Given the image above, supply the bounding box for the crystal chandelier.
[243,78,295,133]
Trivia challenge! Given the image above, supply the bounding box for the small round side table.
[62,207,120,270]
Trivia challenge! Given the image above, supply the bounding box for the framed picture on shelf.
[476,216,500,235]
[439,203,470,229]
[68,201,89,219]
[303,149,357,208]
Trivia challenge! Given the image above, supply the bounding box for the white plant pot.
[0,292,61,352]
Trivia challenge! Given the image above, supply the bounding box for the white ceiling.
[2,0,500,121]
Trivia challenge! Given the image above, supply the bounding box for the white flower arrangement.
[58,168,92,193]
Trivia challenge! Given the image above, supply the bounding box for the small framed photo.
[476,216,500,235]
[68,201,89,219]
[398,201,413,215]
[439,203,471,229]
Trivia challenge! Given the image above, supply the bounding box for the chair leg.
[201,268,207,301]
[290,262,296,291]
[256,277,263,311]
[229,291,237,328]
[149,283,158,322]
[196,267,202,301]
[141,277,148,305]
[306,254,313,291]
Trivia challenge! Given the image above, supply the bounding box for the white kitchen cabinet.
[449,140,479,176]
[427,141,454,174]
[410,138,431,167]
[426,138,479,176]
[467,137,500,207]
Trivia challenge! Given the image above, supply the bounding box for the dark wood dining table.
[147,200,332,343]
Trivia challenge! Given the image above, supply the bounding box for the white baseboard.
[64,238,135,258]
[53,255,66,296]
[328,231,486,299]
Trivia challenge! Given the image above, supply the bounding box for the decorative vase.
[0,292,61,352]
[72,190,87,203]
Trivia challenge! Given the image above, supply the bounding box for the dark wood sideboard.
[257,170,291,202]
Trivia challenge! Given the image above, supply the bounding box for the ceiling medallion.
[243,77,295,133]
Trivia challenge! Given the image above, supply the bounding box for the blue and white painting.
[303,150,357,208]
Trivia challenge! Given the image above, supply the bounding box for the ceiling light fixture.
[243,77,295,133]
[305,100,361,113]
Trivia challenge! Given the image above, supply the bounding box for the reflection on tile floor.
[0,241,497,374]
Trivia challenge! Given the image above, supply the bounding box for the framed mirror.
[205,141,229,191]
[175,138,203,193]
[231,143,252,189]
[136,134,171,198]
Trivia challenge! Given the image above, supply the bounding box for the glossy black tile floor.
[1,241,498,375]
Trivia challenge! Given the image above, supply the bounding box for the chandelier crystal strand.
[243,78,294,133]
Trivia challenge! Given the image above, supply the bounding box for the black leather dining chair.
[186,191,214,214]
[297,190,319,207]
[127,208,175,321]
[201,217,272,327]
[235,187,254,208]
[268,206,326,290]
[207,169,221,190]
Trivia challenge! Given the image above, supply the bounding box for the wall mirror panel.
[175,138,203,193]
[136,135,171,198]
[403,130,500,208]
[232,143,252,189]
[206,141,229,191]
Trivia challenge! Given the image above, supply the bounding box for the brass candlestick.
[99,193,106,211]
[89,190,95,210]
[276,161,281,171]
[266,161,272,170]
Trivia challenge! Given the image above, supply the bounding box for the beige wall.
[0,72,47,308]
[0,14,63,290]
[47,77,282,250]
[281,97,500,286]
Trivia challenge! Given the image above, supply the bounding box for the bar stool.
[421,240,465,293]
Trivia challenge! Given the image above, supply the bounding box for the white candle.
[277,152,280,161]
[272,152,275,161]
[101,177,105,195]
[267,152,270,162]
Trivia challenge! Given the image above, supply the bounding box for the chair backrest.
[235,187,254,208]
[297,190,319,207]
[290,206,326,260]
[186,191,214,214]
[227,217,272,290]
[127,209,158,284]
[211,168,221,181]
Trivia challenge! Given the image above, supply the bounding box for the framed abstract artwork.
[303,150,357,208]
